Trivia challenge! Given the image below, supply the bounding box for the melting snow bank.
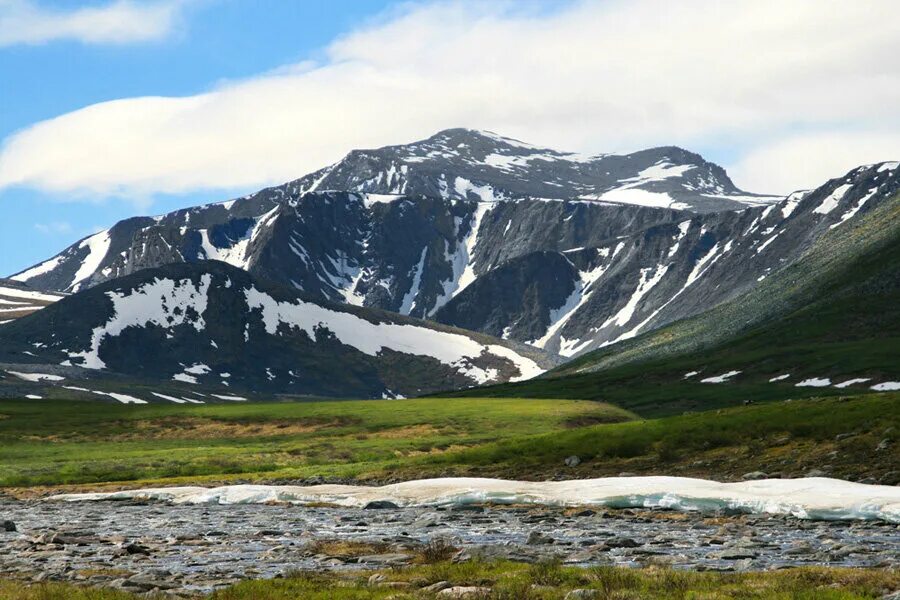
[50,477,900,522]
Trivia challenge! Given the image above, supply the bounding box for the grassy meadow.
[0,396,633,489]
[0,391,897,491]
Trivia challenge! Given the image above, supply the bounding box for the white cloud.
[0,0,183,46]
[0,0,897,199]
[729,131,900,195]
[34,221,72,234]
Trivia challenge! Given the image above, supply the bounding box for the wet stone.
[0,499,895,596]
[526,531,555,545]
[364,501,400,510]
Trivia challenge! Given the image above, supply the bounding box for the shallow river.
[0,500,897,595]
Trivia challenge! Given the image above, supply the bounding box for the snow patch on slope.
[198,206,280,270]
[813,184,852,215]
[780,191,807,219]
[701,371,741,384]
[199,228,249,268]
[599,223,700,347]
[0,285,62,304]
[831,187,878,228]
[11,255,64,283]
[244,287,542,384]
[62,386,146,404]
[151,392,204,404]
[619,161,696,183]
[70,230,111,292]
[69,276,212,370]
[532,258,613,352]
[596,188,689,210]
[429,180,498,312]
[454,185,496,296]
[399,247,428,314]
[6,371,65,382]
[575,160,706,210]
[833,378,870,388]
[602,265,670,329]
[51,476,900,522]
[872,382,900,391]
[362,193,405,208]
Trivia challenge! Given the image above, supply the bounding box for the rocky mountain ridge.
[451,188,900,416]
[0,261,548,399]
[7,129,896,358]
[436,161,900,355]
[9,129,774,296]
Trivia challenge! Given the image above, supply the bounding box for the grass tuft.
[1,561,896,599]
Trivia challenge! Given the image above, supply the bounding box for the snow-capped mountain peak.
[290,129,778,212]
[6,131,896,365]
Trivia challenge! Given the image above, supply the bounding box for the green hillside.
[447,195,900,417]
[399,394,899,485]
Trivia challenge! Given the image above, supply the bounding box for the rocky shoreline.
[1,499,897,597]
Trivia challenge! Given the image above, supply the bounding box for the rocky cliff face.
[8,129,771,295]
[8,128,895,358]
[435,162,899,355]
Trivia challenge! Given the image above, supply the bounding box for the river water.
[1,499,897,595]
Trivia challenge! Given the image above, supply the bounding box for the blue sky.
[1,0,897,276]
[0,0,395,274]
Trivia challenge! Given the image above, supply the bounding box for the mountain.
[8,193,281,294]
[447,185,900,416]
[9,130,772,298]
[0,262,548,400]
[7,130,895,359]
[290,128,777,212]
[0,279,63,323]
[434,161,900,355]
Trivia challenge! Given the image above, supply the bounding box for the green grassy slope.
[447,195,900,417]
[1,393,896,490]
[395,394,899,484]
[0,397,632,488]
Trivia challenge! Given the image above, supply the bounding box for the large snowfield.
[52,476,900,522]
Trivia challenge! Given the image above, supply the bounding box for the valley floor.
[0,397,635,491]
[1,393,897,599]
[0,393,897,493]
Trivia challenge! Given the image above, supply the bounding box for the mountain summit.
[294,128,775,211]
[6,131,897,360]
[9,130,774,301]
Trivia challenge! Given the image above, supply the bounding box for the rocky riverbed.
[0,500,897,597]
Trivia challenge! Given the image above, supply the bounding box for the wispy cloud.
[0,0,184,46]
[34,221,72,234]
[0,0,897,198]
[730,131,900,195]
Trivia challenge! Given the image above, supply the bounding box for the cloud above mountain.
[0,0,184,46]
[0,0,897,198]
